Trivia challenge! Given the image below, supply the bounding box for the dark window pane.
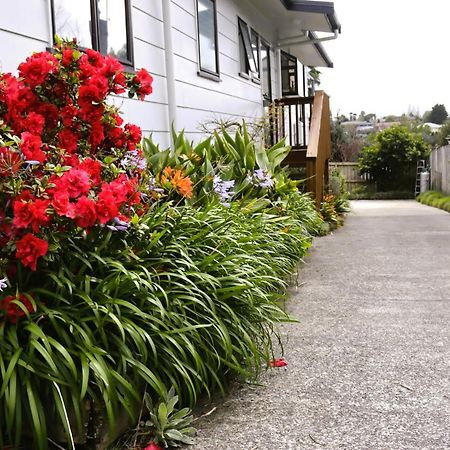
[238,18,257,75]
[53,0,93,49]
[281,51,298,95]
[261,42,271,101]
[97,0,130,61]
[198,0,218,74]
[251,29,259,77]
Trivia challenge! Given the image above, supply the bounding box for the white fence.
[430,146,450,194]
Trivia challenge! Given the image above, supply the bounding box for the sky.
[319,0,450,119]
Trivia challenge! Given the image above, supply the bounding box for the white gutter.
[276,30,339,48]
[162,0,177,147]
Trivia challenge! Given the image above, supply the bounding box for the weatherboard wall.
[0,0,282,147]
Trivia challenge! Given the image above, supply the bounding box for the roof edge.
[308,31,333,68]
[280,0,341,32]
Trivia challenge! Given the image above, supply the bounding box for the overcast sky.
[319,0,449,119]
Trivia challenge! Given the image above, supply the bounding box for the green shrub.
[416,190,450,213]
[1,202,311,448]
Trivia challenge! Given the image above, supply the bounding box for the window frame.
[238,17,258,80]
[196,0,220,81]
[50,0,134,68]
[281,50,298,96]
[260,38,272,103]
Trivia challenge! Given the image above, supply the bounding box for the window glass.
[251,29,259,78]
[261,41,271,101]
[53,0,92,49]
[97,0,130,62]
[281,51,298,96]
[238,18,257,75]
[197,0,218,74]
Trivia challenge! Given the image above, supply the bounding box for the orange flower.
[161,167,193,199]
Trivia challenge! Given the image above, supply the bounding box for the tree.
[358,125,430,191]
[427,104,448,124]
[331,121,366,162]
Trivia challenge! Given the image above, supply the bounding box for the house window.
[196,0,220,78]
[238,18,258,78]
[261,40,271,102]
[281,51,298,96]
[51,0,133,66]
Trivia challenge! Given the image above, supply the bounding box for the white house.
[0,0,340,147]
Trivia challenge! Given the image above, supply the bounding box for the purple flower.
[0,277,7,291]
[213,175,235,206]
[249,169,274,188]
[120,150,147,170]
[107,217,130,232]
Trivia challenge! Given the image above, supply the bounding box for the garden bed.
[0,40,347,450]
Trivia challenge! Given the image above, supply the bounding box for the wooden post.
[306,91,331,208]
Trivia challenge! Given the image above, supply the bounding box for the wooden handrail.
[274,96,315,106]
[306,91,331,207]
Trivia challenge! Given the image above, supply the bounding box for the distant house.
[0,0,340,147]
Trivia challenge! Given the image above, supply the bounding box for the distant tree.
[359,125,430,191]
[427,104,448,124]
[436,120,450,146]
[364,113,376,122]
[384,114,399,122]
[331,121,366,162]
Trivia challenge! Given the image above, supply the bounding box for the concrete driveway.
[191,200,450,450]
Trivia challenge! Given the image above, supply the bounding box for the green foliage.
[0,200,313,448]
[112,386,195,449]
[358,125,430,191]
[417,190,450,212]
[424,104,448,125]
[319,194,349,230]
[0,120,336,449]
[349,190,414,200]
[142,122,295,207]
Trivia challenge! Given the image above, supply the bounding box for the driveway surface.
[190,200,450,450]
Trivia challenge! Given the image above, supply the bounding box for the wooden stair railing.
[271,91,331,207]
[306,91,331,207]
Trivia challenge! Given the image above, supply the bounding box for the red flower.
[23,112,45,135]
[124,123,142,150]
[79,75,109,108]
[56,168,91,199]
[89,122,105,149]
[96,190,119,225]
[133,69,153,100]
[73,196,97,228]
[61,48,74,66]
[269,357,288,368]
[0,147,22,175]
[16,233,48,271]
[112,71,126,94]
[58,129,79,153]
[143,443,162,450]
[20,132,46,163]
[18,52,58,88]
[51,192,75,218]
[0,293,35,323]
[78,158,102,186]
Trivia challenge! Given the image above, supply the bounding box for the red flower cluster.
[0,39,154,273]
[0,292,35,323]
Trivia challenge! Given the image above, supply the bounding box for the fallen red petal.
[269,357,288,367]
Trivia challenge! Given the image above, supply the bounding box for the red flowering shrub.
[0,292,35,323]
[0,39,155,275]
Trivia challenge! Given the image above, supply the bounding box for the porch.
[271,90,332,207]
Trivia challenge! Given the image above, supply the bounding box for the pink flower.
[269,357,287,368]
